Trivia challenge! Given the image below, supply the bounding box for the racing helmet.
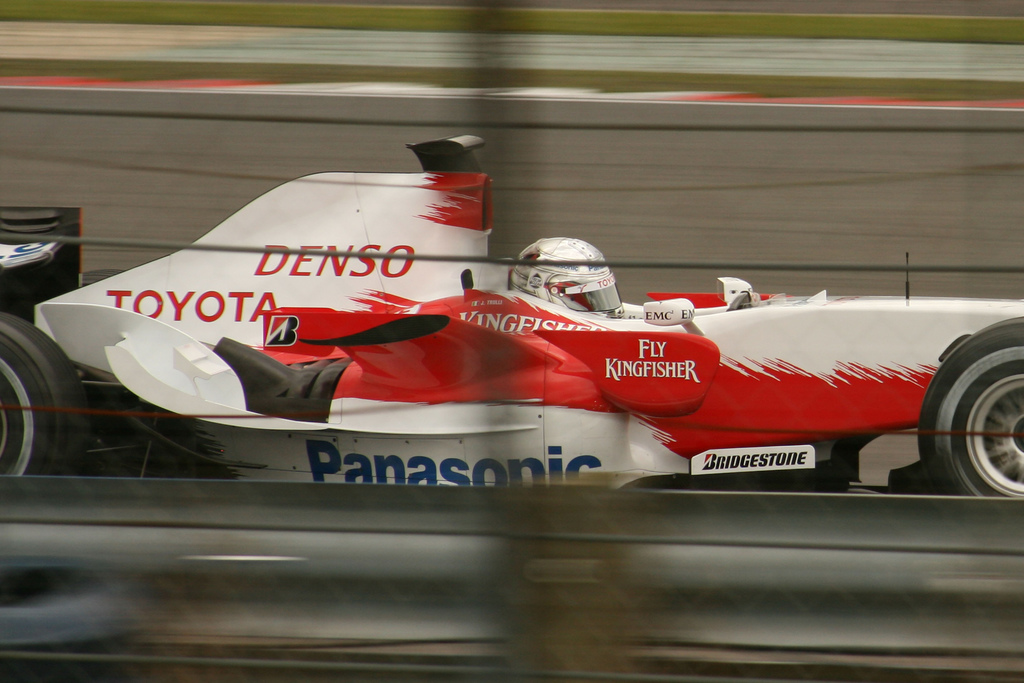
[510,237,622,314]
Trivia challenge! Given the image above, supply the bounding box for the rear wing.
[407,135,485,173]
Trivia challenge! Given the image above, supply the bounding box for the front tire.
[919,319,1024,496]
[0,313,88,475]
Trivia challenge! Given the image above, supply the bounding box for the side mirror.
[643,298,696,327]
[718,277,757,310]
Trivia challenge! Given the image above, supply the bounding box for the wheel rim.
[967,375,1024,495]
[0,356,33,475]
[0,409,8,461]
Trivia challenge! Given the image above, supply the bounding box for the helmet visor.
[559,276,622,312]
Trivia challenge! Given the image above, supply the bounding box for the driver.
[510,237,626,317]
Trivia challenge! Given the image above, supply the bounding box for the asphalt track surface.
[3,88,1023,300]
[8,22,1024,83]
[7,23,1024,82]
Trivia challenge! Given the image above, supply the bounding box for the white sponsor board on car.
[691,445,815,476]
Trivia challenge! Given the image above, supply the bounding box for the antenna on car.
[905,252,910,305]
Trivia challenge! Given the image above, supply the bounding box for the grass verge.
[0,1,1023,43]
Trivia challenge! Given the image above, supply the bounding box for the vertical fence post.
[504,485,641,681]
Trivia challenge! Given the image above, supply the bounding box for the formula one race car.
[6,135,1024,497]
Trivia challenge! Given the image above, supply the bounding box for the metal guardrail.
[2,477,1024,681]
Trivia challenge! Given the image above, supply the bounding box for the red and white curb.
[3,77,1024,109]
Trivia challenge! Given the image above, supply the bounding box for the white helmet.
[510,237,622,314]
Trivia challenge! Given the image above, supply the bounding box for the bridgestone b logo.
[266,315,299,346]
[691,446,815,476]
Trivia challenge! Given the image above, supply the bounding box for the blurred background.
[2,0,1024,680]
[4,0,1024,302]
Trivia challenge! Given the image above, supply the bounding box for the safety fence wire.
[14,233,1024,275]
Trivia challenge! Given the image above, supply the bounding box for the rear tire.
[919,319,1024,496]
[0,313,88,475]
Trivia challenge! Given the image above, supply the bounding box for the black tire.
[919,318,1024,496]
[0,313,88,475]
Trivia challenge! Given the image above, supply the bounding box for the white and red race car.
[5,135,1024,496]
